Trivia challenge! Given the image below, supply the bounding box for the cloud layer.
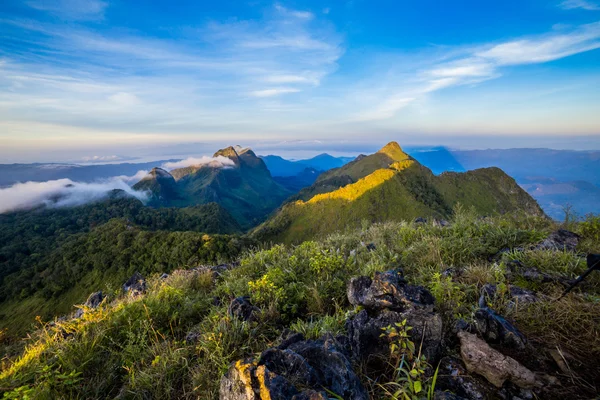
[0,173,148,214]
[161,156,236,170]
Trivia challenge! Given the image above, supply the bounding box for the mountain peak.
[145,167,174,180]
[377,141,410,161]
[213,146,239,160]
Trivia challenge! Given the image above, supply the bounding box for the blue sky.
[1,0,600,162]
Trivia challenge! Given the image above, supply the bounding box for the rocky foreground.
[2,216,599,399]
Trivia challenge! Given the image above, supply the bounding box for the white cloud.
[559,0,600,10]
[0,175,148,214]
[26,0,108,21]
[357,96,416,121]
[359,21,600,120]
[251,88,302,97]
[0,3,342,138]
[274,4,314,20]
[108,92,141,107]
[477,22,600,65]
[81,155,133,163]
[161,156,236,170]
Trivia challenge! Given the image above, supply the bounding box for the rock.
[284,334,368,399]
[258,348,320,387]
[74,291,104,319]
[291,390,328,400]
[359,241,376,251]
[346,270,442,366]
[478,284,539,309]
[535,229,580,252]
[434,219,450,227]
[84,291,104,308]
[506,261,575,287]
[414,217,427,224]
[123,272,146,295]
[473,307,527,350]
[434,392,468,400]
[160,273,169,280]
[436,357,496,400]
[192,263,236,278]
[220,335,368,400]
[457,331,539,389]
[346,307,443,366]
[347,269,434,312]
[185,330,201,344]
[228,296,259,322]
[219,359,260,400]
[278,332,305,350]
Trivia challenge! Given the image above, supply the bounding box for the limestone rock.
[458,331,539,389]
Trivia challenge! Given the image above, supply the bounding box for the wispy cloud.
[559,0,600,11]
[26,0,108,21]
[251,88,302,97]
[0,174,147,214]
[161,156,235,170]
[0,3,343,138]
[358,21,600,120]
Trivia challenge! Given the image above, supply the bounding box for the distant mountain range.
[260,153,355,177]
[2,146,598,220]
[252,142,543,244]
[133,146,291,229]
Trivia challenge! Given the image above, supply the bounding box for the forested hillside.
[0,197,250,339]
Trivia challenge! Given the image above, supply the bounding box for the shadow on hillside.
[406,146,465,175]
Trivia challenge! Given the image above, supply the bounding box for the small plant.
[429,272,467,318]
[379,320,435,400]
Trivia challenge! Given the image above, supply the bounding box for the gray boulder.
[347,269,434,312]
[473,307,527,351]
[219,334,367,400]
[457,331,539,389]
[123,272,146,295]
[228,296,260,322]
[535,229,580,252]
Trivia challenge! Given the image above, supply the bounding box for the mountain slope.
[134,146,292,229]
[253,142,545,243]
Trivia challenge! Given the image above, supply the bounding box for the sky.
[1,0,600,163]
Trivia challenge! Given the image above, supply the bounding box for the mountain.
[273,167,321,192]
[132,167,182,206]
[134,146,292,229]
[301,153,355,171]
[260,153,354,177]
[253,142,545,244]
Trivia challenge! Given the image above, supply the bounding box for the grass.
[1,208,599,399]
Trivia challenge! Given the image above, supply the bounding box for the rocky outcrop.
[535,229,580,252]
[347,269,434,311]
[74,291,104,319]
[346,269,443,365]
[220,334,367,400]
[123,272,146,295]
[457,331,539,389]
[436,356,496,400]
[228,296,260,322]
[478,284,539,309]
[473,307,527,350]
